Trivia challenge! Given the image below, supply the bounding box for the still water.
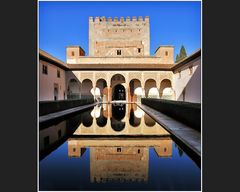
[39,103,201,191]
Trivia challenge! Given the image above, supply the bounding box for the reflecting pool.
[39,104,201,191]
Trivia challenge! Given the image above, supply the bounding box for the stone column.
[123,84,128,103]
[93,86,96,101]
[107,86,111,103]
[142,87,146,98]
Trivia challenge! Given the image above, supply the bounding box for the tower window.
[117,50,121,55]
[71,51,75,56]
[165,51,168,56]
[138,48,141,53]
[117,147,121,152]
[42,65,48,75]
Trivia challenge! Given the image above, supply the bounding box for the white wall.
[173,56,201,103]
[39,60,66,101]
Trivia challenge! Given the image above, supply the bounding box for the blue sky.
[39,1,201,62]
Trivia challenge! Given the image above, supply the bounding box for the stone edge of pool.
[39,102,201,159]
[39,102,97,124]
[137,103,201,158]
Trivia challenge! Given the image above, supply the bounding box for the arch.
[111,74,126,102]
[160,79,173,100]
[111,104,126,132]
[81,109,93,127]
[129,79,142,102]
[144,79,158,98]
[144,114,156,127]
[129,107,141,127]
[112,84,126,101]
[82,79,93,99]
[134,106,145,119]
[96,79,107,102]
[67,78,81,99]
[96,106,107,127]
[111,74,125,88]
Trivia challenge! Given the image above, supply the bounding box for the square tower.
[155,46,174,64]
[89,16,150,57]
[66,46,85,64]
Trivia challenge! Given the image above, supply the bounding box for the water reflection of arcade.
[111,104,126,132]
[73,104,170,136]
[112,84,126,101]
[67,138,173,183]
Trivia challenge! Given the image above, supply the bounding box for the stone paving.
[137,103,201,157]
[39,103,97,123]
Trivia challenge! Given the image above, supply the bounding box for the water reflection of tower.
[90,146,149,183]
[67,138,173,183]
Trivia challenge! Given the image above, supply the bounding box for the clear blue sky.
[39,1,201,62]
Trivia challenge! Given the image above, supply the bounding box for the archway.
[111,74,126,102]
[96,108,108,127]
[144,79,158,98]
[82,79,93,99]
[92,105,108,127]
[129,79,142,103]
[112,84,126,101]
[96,79,107,102]
[111,104,126,132]
[129,107,141,127]
[67,79,81,99]
[81,110,93,127]
[144,114,156,127]
[160,79,173,100]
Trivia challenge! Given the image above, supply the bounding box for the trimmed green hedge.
[39,97,94,116]
[141,98,201,131]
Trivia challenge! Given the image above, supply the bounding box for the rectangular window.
[117,50,121,55]
[138,48,141,53]
[117,147,121,152]
[57,69,60,78]
[165,51,168,56]
[178,71,181,79]
[42,65,48,75]
[72,51,75,56]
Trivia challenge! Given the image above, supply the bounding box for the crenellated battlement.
[89,16,149,23]
[89,16,150,56]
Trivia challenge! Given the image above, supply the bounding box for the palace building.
[39,16,201,103]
